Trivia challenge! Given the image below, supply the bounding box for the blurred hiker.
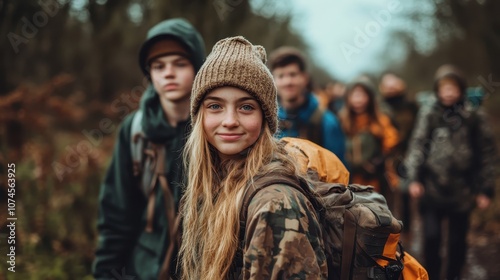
[379,72,419,232]
[339,77,399,196]
[179,36,327,280]
[92,18,205,279]
[269,47,346,163]
[326,81,347,115]
[405,64,498,280]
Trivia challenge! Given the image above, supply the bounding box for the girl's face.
[202,87,263,160]
[348,86,370,114]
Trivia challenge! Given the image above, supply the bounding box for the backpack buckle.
[366,267,387,280]
[366,262,402,280]
[384,261,403,280]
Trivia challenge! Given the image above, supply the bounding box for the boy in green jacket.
[92,18,205,279]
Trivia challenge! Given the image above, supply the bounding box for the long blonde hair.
[179,110,298,279]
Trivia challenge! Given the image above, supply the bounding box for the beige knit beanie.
[191,36,278,133]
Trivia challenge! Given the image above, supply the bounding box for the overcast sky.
[252,0,436,82]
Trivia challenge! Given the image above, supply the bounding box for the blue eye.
[208,104,221,110]
[241,104,254,111]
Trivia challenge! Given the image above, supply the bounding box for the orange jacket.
[350,113,398,154]
[347,113,399,191]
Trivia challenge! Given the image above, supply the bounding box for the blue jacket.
[277,92,346,164]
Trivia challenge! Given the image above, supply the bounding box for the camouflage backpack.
[238,138,426,280]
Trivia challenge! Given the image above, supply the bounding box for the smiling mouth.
[218,134,243,141]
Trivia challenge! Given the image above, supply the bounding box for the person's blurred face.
[379,73,406,98]
[332,83,346,99]
[150,54,195,103]
[437,79,461,107]
[202,87,263,160]
[272,63,308,109]
[348,86,370,114]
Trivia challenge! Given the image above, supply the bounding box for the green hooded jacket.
[93,18,205,280]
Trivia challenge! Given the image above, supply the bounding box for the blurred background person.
[317,81,347,115]
[378,72,419,234]
[405,64,497,280]
[269,46,346,163]
[339,77,399,199]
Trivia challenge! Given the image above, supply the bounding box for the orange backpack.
[281,137,349,185]
[399,250,429,280]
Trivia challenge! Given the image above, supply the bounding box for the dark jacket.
[93,18,205,280]
[405,70,497,212]
[277,92,346,164]
[382,94,418,158]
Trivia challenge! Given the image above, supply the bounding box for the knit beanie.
[191,36,278,133]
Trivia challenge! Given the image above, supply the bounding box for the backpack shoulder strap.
[239,173,305,226]
[341,209,357,280]
[231,173,309,277]
[129,110,180,278]
[131,109,145,177]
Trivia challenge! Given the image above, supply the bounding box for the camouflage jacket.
[239,184,328,280]
[405,102,497,212]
